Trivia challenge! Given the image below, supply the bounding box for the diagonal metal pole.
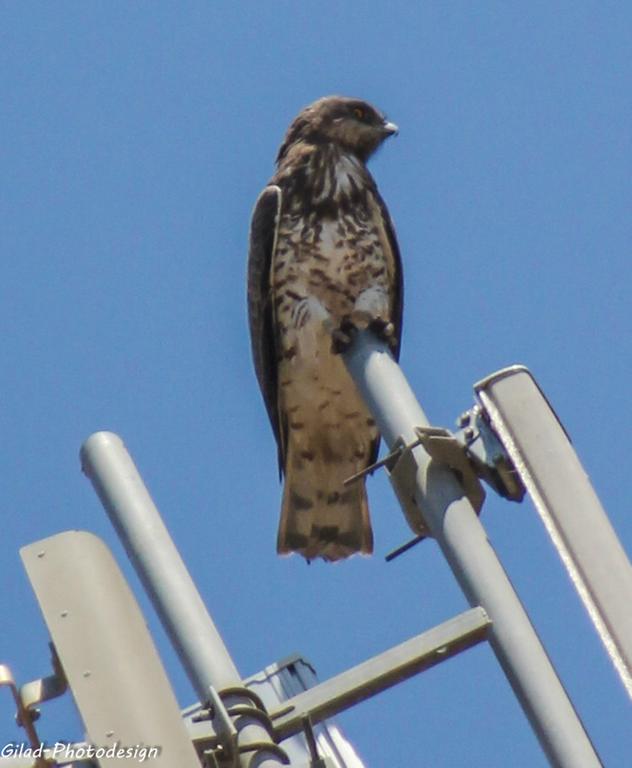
[343,332,602,768]
[81,431,289,767]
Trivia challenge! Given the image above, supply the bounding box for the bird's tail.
[277,439,373,562]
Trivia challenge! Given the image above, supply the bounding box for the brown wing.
[373,186,404,361]
[247,185,285,473]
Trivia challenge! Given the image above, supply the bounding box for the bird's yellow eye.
[353,107,365,120]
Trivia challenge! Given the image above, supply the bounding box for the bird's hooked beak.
[382,120,399,137]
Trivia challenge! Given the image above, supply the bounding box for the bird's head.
[277,96,398,164]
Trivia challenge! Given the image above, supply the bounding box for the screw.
[458,412,471,427]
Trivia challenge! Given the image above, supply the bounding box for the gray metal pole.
[80,431,288,767]
[476,366,632,697]
[343,332,602,768]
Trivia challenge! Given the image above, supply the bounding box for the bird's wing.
[373,188,404,361]
[247,184,285,473]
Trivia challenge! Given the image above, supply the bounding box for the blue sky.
[1,2,631,765]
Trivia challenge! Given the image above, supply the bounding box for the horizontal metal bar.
[270,607,491,739]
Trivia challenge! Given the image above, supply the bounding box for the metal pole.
[81,431,288,767]
[343,332,602,768]
[476,366,632,697]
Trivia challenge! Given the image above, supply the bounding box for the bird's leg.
[291,296,330,330]
[351,286,390,328]
[331,315,357,353]
[367,317,397,349]
[352,287,397,350]
[289,296,353,355]
[331,286,397,354]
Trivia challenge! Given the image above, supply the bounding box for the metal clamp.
[19,643,67,714]
[346,424,490,561]
[456,405,525,502]
[217,686,290,766]
[0,664,44,766]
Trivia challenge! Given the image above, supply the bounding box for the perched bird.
[247,96,403,562]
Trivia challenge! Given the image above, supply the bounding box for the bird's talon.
[368,318,398,350]
[368,317,392,337]
[331,318,357,353]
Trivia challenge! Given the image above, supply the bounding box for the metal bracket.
[346,424,490,560]
[455,404,525,502]
[350,397,525,511]
[19,643,68,714]
[377,391,529,554]
[179,693,260,768]
[190,685,239,766]
[414,426,486,513]
[0,664,44,765]
[386,426,487,554]
[387,435,428,537]
[192,686,290,767]
[221,686,290,766]
[379,396,527,558]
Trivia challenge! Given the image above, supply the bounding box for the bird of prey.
[247,95,403,562]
